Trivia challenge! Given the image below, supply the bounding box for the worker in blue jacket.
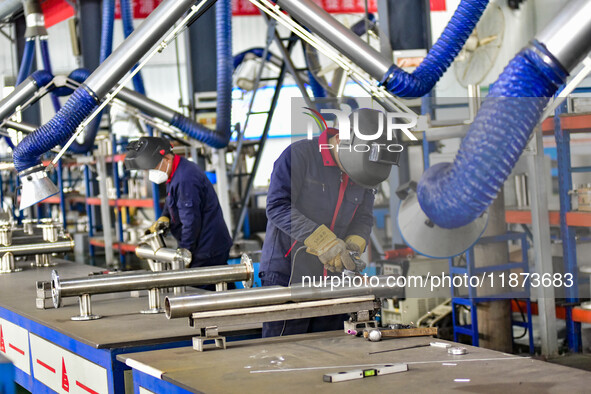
[125,137,233,271]
[260,108,400,337]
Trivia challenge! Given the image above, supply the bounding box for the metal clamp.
[192,326,227,352]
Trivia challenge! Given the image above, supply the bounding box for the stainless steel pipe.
[276,0,392,80]
[0,77,40,121]
[0,0,23,21]
[84,0,216,97]
[165,276,403,319]
[536,0,591,72]
[0,239,74,257]
[135,244,192,266]
[116,87,177,122]
[52,261,255,307]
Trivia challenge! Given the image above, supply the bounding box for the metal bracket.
[192,326,227,352]
[71,294,101,321]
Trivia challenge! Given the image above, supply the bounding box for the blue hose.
[13,87,98,172]
[213,0,232,147]
[382,0,489,97]
[120,0,147,96]
[39,39,61,113]
[100,0,115,63]
[168,0,233,148]
[29,70,53,87]
[416,43,567,229]
[16,40,36,85]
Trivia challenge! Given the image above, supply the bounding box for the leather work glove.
[146,216,170,234]
[345,235,366,253]
[304,225,356,272]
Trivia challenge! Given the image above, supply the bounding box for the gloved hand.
[146,216,170,234]
[345,235,366,253]
[304,225,356,272]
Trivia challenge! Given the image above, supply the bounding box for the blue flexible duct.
[100,0,115,63]
[39,39,61,113]
[29,70,53,87]
[382,0,489,98]
[169,0,233,148]
[120,0,147,96]
[13,86,99,172]
[214,0,232,146]
[16,40,36,85]
[416,43,567,229]
[57,69,102,154]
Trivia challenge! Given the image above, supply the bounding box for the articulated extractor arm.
[11,0,233,211]
[399,0,591,258]
[272,0,591,257]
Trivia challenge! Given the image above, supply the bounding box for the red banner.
[430,0,447,11]
[233,0,378,16]
[115,0,164,19]
[41,0,75,28]
[113,0,378,19]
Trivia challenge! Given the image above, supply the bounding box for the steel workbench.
[0,259,259,393]
[118,331,591,393]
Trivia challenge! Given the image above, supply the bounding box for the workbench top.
[0,259,257,349]
[118,331,591,393]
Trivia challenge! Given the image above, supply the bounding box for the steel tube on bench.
[0,239,74,257]
[165,276,403,319]
[83,0,216,98]
[276,0,392,80]
[52,261,255,306]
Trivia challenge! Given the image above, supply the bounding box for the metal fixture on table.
[0,219,74,273]
[0,220,19,274]
[35,219,62,267]
[50,255,255,320]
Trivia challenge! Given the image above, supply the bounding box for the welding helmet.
[124,137,173,170]
[337,108,401,188]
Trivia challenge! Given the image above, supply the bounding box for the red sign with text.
[232,0,378,16]
[112,0,381,19]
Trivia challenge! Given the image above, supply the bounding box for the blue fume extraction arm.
[275,0,591,257]
[10,0,229,210]
[398,0,591,258]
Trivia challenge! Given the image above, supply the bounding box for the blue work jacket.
[260,128,375,282]
[162,156,232,266]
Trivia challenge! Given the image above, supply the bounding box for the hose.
[60,69,102,154]
[39,39,61,113]
[100,0,115,63]
[120,0,147,96]
[170,0,233,148]
[16,39,36,85]
[13,86,99,172]
[416,43,567,229]
[381,0,489,97]
[213,0,233,147]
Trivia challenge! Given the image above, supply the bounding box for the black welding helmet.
[337,108,401,188]
[124,137,173,170]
